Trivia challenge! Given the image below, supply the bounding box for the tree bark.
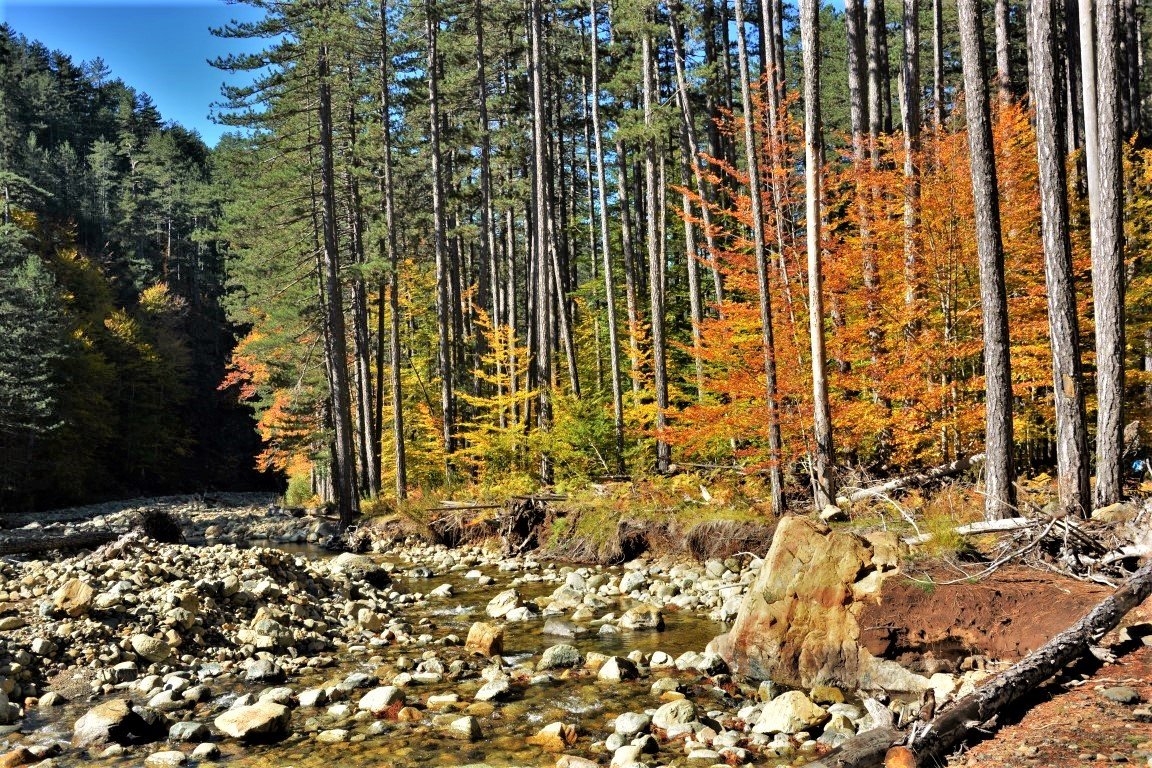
[1090,0,1127,508]
[669,0,723,313]
[616,138,644,396]
[1122,0,1140,135]
[426,0,455,468]
[867,0,886,155]
[378,0,406,499]
[642,9,670,474]
[589,0,625,472]
[801,0,837,509]
[733,0,785,514]
[957,0,1017,519]
[933,0,945,128]
[529,0,553,483]
[1029,0,1091,517]
[995,0,1012,99]
[475,0,503,416]
[316,32,359,528]
[344,66,380,499]
[902,0,921,308]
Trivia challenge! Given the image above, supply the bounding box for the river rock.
[614,712,651,736]
[474,676,510,702]
[557,756,598,768]
[213,702,290,741]
[130,634,171,664]
[652,699,696,730]
[597,656,639,682]
[329,553,391,586]
[72,699,166,749]
[144,750,187,767]
[485,589,523,618]
[619,571,647,594]
[539,644,583,670]
[168,721,208,742]
[0,748,34,768]
[299,688,328,708]
[445,715,482,741]
[710,516,901,689]
[465,622,504,656]
[619,604,664,631]
[527,721,578,751]
[753,690,829,735]
[191,743,220,760]
[358,686,404,715]
[611,744,644,768]
[245,659,285,683]
[51,579,94,617]
[543,618,584,637]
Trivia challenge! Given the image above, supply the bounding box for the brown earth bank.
[859,566,1112,668]
[949,602,1152,768]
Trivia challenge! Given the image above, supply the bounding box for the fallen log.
[0,531,118,556]
[838,454,985,506]
[808,557,1152,768]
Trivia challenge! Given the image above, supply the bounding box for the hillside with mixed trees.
[3,0,1152,522]
[0,27,265,511]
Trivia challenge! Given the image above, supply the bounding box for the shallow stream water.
[17,544,736,768]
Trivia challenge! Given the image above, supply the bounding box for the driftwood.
[0,531,117,556]
[808,558,1152,768]
[839,454,986,505]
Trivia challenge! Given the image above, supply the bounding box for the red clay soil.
[949,599,1152,767]
[858,566,1111,667]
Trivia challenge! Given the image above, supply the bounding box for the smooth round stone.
[614,712,651,737]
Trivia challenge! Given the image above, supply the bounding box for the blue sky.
[1,0,267,146]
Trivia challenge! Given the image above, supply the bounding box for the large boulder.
[710,516,902,689]
[72,699,166,749]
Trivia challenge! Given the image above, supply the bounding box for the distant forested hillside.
[0,25,268,511]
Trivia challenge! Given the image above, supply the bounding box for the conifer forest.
[3,0,1152,525]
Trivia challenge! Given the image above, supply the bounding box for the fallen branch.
[0,532,118,556]
[839,454,985,506]
[955,516,1034,535]
[808,558,1152,768]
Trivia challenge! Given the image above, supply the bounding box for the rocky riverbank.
[0,498,1144,768]
[0,511,891,767]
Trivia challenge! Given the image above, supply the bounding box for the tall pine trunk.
[801,0,837,509]
[316,33,359,528]
[426,0,455,466]
[1029,0,1091,516]
[902,0,921,307]
[996,0,1012,99]
[733,0,785,514]
[589,0,625,471]
[957,0,1017,519]
[642,10,670,473]
[529,0,554,482]
[379,0,406,499]
[1091,0,1126,507]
